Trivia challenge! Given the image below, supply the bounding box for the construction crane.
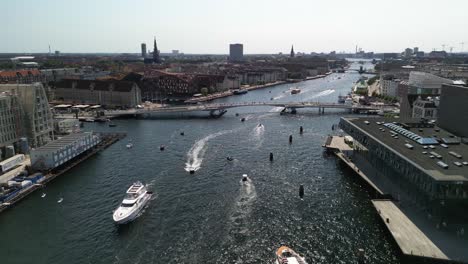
[449,47,454,53]
[441,44,446,51]
[461,42,465,53]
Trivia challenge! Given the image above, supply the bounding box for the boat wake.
[302,89,335,100]
[228,179,257,235]
[184,130,232,172]
[251,124,265,148]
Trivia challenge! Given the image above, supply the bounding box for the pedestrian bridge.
[105,101,393,118]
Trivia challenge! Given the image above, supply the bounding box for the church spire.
[290,45,295,58]
[153,36,161,63]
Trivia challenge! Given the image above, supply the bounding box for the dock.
[372,199,449,261]
[323,135,384,196]
[0,133,125,214]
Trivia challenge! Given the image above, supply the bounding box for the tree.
[200,87,209,96]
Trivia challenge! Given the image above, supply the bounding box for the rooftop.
[344,117,468,182]
[32,132,95,152]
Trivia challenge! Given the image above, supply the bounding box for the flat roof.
[344,117,468,182]
[32,132,95,152]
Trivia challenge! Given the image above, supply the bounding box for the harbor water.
[0,61,402,263]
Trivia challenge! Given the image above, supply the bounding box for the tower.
[153,37,161,63]
[290,45,295,58]
[141,43,147,58]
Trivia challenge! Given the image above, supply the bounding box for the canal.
[0,61,402,264]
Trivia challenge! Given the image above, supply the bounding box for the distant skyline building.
[153,37,161,63]
[229,43,243,62]
[413,47,419,54]
[141,43,147,58]
[290,45,295,58]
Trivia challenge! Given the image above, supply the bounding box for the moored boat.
[275,246,308,264]
[233,89,248,95]
[112,181,152,224]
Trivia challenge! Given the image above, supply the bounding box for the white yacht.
[275,246,308,264]
[113,182,152,224]
[126,143,133,149]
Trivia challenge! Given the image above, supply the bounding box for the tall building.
[404,48,412,58]
[413,47,419,54]
[153,37,161,63]
[0,93,23,149]
[290,45,295,58]
[141,43,147,58]
[229,44,244,62]
[438,84,468,137]
[0,83,53,147]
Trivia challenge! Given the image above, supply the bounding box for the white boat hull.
[113,193,152,224]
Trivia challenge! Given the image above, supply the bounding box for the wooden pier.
[372,199,449,261]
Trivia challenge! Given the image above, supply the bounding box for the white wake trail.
[184,130,232,172]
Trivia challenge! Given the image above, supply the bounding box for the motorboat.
[227,156,234,161]
[290,88,301,94]
[233,89,248,95]
[109,122,117,127]
[242,174,249,182]
[160,145,165,151]
[57,198,63,203]
[41,193,46,198]
[241,118,246,122]
[126,143,133,149]
[275,246,308,264]
[113,181,152,224]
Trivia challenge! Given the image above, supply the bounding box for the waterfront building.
[339,117,468,211]
[0,83,53,148]
[229,44,244,62]
[54,119,80,135]
[30,132,101,170]
[0,93,23,150]
[412,97,438,119]
[140,71,232,101]
[438,84,468,138]
[141,43,147,58]
[52,79,142,108]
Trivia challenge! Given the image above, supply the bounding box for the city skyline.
[2,0,468,54]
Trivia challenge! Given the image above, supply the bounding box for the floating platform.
[372,199,449,261]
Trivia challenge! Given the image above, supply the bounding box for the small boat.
[113,181,152,224]
[241,118,246,122]
[180,131,185,136]
[338,94,347,104]
[84,118,94,122]
[126,143,133,149]
[160,145,165,151]
[233,89,248,95]
[271,97,274,100]
[189,169,195,174]
[275,246,308,264]
[109,122,117,127]
[57,198,63,203]
[290,88,301,94]
[242,174,249,182]
[41,193,46,198]
[227,156,234,161]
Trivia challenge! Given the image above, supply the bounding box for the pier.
[324,135,454,263]
[0,133,125,214]
[372,199,449,261]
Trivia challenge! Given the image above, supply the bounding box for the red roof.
[0,69,41,78]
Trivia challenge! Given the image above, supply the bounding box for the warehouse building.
[30,132,101,171]
[52,79,141,108]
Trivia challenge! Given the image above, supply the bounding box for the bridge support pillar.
[322,107,325,114]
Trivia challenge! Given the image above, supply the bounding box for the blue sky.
[2,0,468,54]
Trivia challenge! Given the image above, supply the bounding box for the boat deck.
[372,199,449,261]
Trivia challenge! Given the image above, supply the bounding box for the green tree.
[201,87,209,96]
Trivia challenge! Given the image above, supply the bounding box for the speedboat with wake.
[242,174,250,182]
[113,181,152,224]
[290,88,301,94]
[126,142,133,149]
[275,246,308,264]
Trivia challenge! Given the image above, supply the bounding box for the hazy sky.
[3,0,468,54]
